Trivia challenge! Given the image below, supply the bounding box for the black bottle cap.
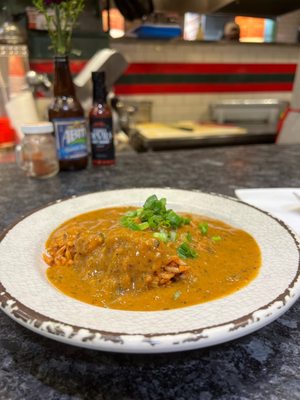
[92,71,107,102]
[92,71,106,84]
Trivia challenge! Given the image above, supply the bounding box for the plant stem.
[55,4,64,55]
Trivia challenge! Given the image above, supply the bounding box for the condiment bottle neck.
[93,85,107,105]
[53,56,76,97]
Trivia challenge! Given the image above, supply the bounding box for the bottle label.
[90,117,115,163]
[52,118,88,160]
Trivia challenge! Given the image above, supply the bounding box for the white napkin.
[235,188,300,236]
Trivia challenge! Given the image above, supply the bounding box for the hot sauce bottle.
[89,71,115,166]
[48,56,88,171]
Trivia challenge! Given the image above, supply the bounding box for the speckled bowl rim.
[0,188,300,354]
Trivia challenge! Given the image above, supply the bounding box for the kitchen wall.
[276,9,300,43]
[111,40,299,123]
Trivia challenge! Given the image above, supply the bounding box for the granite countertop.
[1,144,300,400]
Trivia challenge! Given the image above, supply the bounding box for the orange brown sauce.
[44,207,261,311]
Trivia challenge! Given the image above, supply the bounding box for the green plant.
[32,0,85,55]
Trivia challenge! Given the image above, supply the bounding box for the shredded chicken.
[44,227,189,295]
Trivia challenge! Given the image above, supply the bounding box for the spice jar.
[16,122,59,179]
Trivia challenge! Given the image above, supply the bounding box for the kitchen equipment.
[0,5,26,46]
[0,117,15,149]
[131,121,247,151]
[113,100,152,134]
[210,99,288,126]
[5,90,39,141]
[0,68,8,116]
[0,44,29,100]
[74,48,128,113]
[153,0,300,17]
[132,23,182,39]
[26,70,52,93]
[277,62,300,144]
[210,99,289,144]
[114,0,153,21]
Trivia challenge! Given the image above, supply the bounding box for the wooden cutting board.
[136,122,247,140]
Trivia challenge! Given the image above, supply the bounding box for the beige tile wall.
[112,40,300,123]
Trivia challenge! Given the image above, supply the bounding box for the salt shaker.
[16,122,59,179]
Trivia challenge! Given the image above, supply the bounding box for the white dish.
[0,188,300,353]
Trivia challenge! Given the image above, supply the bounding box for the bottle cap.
[21,122,54,135]
[92,71,107,101]
[92,71,106,83]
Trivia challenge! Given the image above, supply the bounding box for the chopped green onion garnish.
[125,210,138,217]
[186,232,192,242]
[121,194,191,232]
[169,231,177,242]
[153,230,177,243]
[177,242,198,259]
[136,208,143,216]
[173,290,182,300]
[212,236,222,242]
[199,222,208,235]
[120,217,141,231]
[182,217,191,225]
[165,210,182,227]
[121,217,149,231]
[153,231,169,243]
[138,222,150,230]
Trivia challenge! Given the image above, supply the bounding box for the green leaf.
[166,210,182,227]
[136,208,143,216]
[199,222,209,235]
[186,232,192,242]
[125,210,138,217]
[120,216,150,231]
[138,222,150,231]
[148,214,163,229]
[153,231,169,243]
[169,231,177,242]
[120,216,140,231]
[120,194,191,234]
[182,217,191,225]
[177,242,198,259]
[143,194,158,209]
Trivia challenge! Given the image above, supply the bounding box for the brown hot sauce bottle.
[89,71,115,166]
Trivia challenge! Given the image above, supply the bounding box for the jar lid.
[21,122,54,135]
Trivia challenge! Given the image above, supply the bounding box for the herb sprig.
[177,242,198,259]
[122,195,220,259]
[121,195,197,259]
[121,195,190,233]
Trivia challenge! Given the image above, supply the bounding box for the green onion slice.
[199,222,209,235]
[177,242,198,259]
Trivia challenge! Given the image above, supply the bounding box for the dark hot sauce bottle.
[89,71,115,166]
[48,56,88,171]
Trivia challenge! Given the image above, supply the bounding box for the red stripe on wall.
[30,60,87,74]
[115,82,294,95]
[30,61,296,94]
[30,61,297,76]
[125,63,297,75]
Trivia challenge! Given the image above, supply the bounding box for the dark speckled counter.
[1,144,300,400]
